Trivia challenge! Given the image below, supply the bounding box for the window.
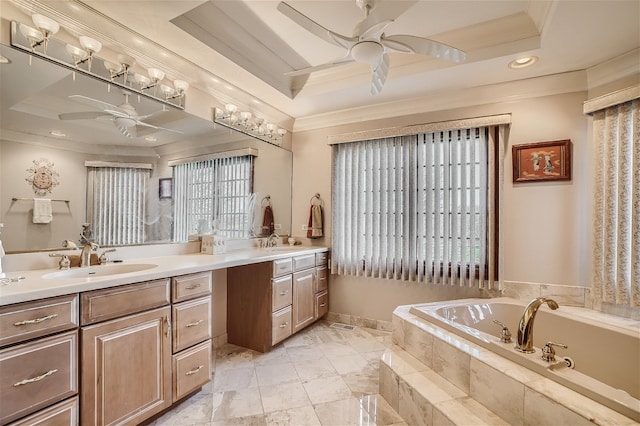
[332,125,502,288]
[86,164,150,246]
[172,154,254,241]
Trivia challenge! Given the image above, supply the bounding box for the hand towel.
[33,198,52,224]
[307,204,323,238]
[262,205,275,236]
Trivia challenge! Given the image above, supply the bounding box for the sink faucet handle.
[541,341,568,362]
[98,249,116,265]
[49,253,71,270]
[492,319,512,343]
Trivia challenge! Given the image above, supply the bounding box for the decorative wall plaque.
[26,158,60,195]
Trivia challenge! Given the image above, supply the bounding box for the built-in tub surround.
[382,299,639,425]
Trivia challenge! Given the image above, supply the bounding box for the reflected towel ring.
[310,193,323,206]
[261,195,271,207]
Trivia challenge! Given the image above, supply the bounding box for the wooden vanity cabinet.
[80,280,172,426]
[0,295,79,426]
[227,250,328,352]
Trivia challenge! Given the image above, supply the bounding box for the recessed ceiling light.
[145,136,157,142]
[509,56,539,69]
[0,55,11,64]
[50,130,66,137]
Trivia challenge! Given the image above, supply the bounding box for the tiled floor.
[148,321,407,425]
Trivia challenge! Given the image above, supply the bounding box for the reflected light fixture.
[30,14,59,54]
[67,36,102,72]
[214,105,287,146]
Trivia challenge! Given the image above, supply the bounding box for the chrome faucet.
[80,242,99,268]
[515,297,559,353]
[267,232,280,248]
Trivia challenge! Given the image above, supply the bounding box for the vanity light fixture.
[163,79,189,107]
[214,105,287,146]
[138,67,165,93]
[67,36,102,72]
[30,14,59,54]
[508,56,538,69]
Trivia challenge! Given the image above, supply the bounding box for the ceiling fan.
[278,0,466,95]
[58,91,181,138]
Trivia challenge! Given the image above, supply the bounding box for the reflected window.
[86,163,151,245]
[172,154,254,240]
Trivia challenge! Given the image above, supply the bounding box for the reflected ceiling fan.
[278,0,466,95]
[58,91,181,138]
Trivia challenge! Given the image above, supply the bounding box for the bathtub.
[408,297,640,422]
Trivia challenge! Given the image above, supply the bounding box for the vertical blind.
[332,126,500,289]
[86,166,149,245]
[592,98,639,308]
[172,155,254,241]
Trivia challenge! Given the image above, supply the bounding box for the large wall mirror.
[0,43,292,253]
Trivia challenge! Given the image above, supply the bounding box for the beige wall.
[291,91,590,321]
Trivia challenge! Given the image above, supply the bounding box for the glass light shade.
[265,123,276,132]
[117,54,135,68]
[104,61,123,73]
[225,104,238,114]
[240,111,252,121]
[277,128,287,136]
[79,36,102,53]
[134,73,151,86]
[148,67,165,81]
[160,84,174,96]
[32,14,59,34]
[173,80,189,92]
[19,24,44,42]
[66,44,87,60]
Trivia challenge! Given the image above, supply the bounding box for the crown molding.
[293,70,587,132]
[586,48,640,90]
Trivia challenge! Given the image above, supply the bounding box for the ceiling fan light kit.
[278,0,467,95]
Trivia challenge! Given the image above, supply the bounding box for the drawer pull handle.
[320,303,327,307]
[165,316,171,337]
[279,291,289,296]
[185,319,204,328]
[185,365,204,376]
[14,313,58,326]
[14,369,58,387]
[186,283,201,290]
[279,322,289,328]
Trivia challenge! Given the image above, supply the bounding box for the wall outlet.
[301,225,308,231]
[274,223,282,230]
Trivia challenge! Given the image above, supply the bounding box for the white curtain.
[87,166,149,245]
[592,98,640,308]
[332,125,505,289]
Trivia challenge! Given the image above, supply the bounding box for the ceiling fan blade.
[104,108,132,119]
[354,0,417,39]
[381,34,466,63]
[370,52,389,95]
[135,120,183,134]
[284,56,355,76]
[58,111,110,120]
[277,1,357,49]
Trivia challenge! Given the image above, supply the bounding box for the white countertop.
[0,246,328,306]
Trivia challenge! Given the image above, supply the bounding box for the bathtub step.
[380,346,509,425]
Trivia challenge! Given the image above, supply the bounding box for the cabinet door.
[292,270,315,333]
[81,306,171,426]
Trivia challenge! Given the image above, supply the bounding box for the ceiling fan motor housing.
[351,41,384,65]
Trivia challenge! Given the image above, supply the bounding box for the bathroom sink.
[42,263,158,279]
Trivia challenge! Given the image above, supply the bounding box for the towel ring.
[261,195,271,207]
[310,193,323,206]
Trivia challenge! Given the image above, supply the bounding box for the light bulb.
[79,36,102,54]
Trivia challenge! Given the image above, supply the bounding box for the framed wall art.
[159,178,173,199]
[512,139,572,183]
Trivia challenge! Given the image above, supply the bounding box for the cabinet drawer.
[8,396,78,426]
[293,254,315,271]
[172,340,211,403]
[172,297,211,353]
[271,306,292,346]
[272,258,292,277]
[0,294,78,348]
[315,266,328,293]
[272,275,292,312]
[172,272,212,303]
[0,330,78,425]
[80,279,170,325]
[315,291,329,320]
[315,251,328,266]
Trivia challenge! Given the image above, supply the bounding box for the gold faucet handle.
[492,319,512,343]
[541,341,568,362]
[49,253,71,270]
